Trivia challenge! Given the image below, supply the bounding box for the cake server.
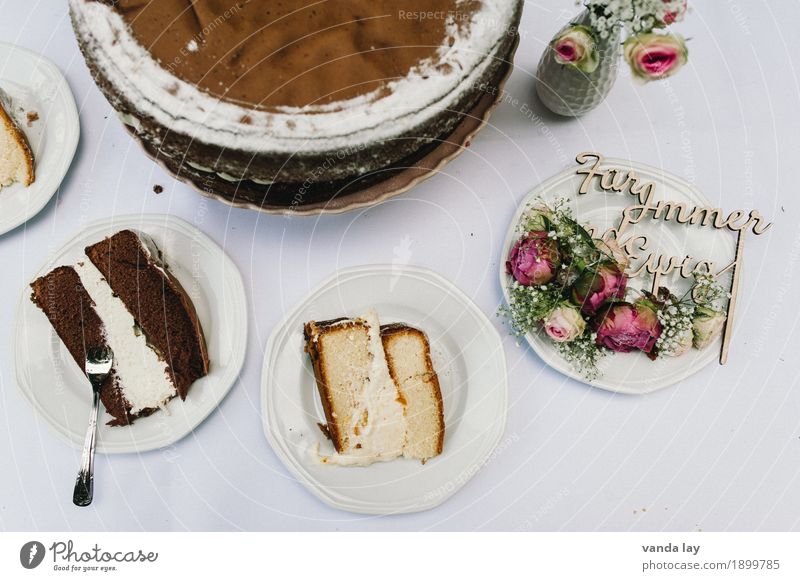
[72,346,113,507]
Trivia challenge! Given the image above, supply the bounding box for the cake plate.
[262,265,508,514]
[0,43,79,236]
[15,214,248,453]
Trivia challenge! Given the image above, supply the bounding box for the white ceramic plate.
[500,158,736,394]
[262,265,508,514]
[0,43,79,236]
[14,214,247,453]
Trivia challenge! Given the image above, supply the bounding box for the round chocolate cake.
[70,0,523,209]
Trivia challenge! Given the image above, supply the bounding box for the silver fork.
[72,346,113,507]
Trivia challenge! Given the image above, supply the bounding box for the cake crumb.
[153,184,164,194]
[186,39,199,53]
[26,111,39,127]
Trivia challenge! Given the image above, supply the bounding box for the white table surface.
[1,1,798,532]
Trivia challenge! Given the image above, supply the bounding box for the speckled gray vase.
[536,10,621,117]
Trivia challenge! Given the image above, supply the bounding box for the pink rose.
[594,301,663,354]
[571,262,628,315]
[552,25,599,73]
[506,232,560,286]
[624,33,688,82]
[544,303,586,343]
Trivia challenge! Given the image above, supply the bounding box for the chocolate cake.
[30,230,209,426]
[69,0,523,209]
[30,266,131,424]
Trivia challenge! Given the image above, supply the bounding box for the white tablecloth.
[1,1,798,531]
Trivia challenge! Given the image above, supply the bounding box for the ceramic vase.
[535,9,621,117]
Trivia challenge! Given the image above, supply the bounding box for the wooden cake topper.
[573,152,772,365]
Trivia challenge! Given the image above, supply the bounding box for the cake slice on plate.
[30,229,209,425]
[304,310,444,465]
[0,88,34,190]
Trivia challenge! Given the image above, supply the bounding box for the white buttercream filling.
[69,0,517,154]
[318,309,407,466]
[74,259,176,414]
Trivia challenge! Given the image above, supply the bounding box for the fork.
[72,346,113,507]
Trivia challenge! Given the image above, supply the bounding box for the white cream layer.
[69,0,517,154]
[318,309,407,467]
[74,259,176,414]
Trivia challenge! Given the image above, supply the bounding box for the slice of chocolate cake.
[84,230,208,400]
[30,266,132,425]
[30,230,209,426]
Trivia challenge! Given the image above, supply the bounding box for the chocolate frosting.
[111,0,479,110]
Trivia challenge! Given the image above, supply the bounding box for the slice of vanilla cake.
[304,310,407,465]
[381,324,445,460]
[304,310,444,465]
[0,88,34,190]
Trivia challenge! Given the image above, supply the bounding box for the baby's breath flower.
[555,332,606,380]
[584,0,685,37]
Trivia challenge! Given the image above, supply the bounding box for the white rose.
[692,306,726,350]
[544,304,586,343]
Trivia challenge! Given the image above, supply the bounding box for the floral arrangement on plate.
[537,0,690,116]
[501,199,729,379]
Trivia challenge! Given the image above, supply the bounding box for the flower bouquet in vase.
[536,0,690,116]
[501,199,728,381]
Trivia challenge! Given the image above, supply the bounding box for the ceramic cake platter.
[500,158,737,394]
[14,214,247,453]
[262,265,508,514]
[0,43,79,236]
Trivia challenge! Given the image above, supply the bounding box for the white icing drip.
[0,87,11,110]
[69,0,517,154]
[74,260,177,415]
[132,229,169,277]
[317,309,407,467]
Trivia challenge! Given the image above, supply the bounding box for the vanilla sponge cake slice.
[304,310,444,465]
[304,311,407,466]
[0,88,34,190]
[381,324,445,460]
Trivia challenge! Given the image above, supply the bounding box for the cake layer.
[30,266,138,425]
[114,0,475,110]
[73,259,175,415]
[0,88,34,189]
[84,230,209,400]
[381,324,444,460]
[304,312,407,465]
